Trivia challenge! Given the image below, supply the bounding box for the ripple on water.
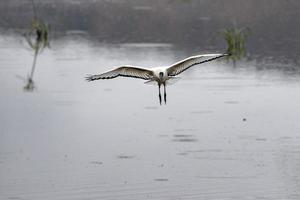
[120,43,173,48]
[177,152,189,156]
[224,101,239,104]
[174,128,198,132]
[117,155,135,159]
[157,134,169,138]
[187,149,223,153]
[255,138,267,141]
[196,176,256,180]
[172,134,198,142]
[144,106,159,110]
[8,197,22,200]
[104,88,112,92]
[190,110,214,115]
[153,178,169,182]
[90,161,103,165]
[53,100,80,107]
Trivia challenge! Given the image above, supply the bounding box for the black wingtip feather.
[224,52,231,57]
[85,75,94,82]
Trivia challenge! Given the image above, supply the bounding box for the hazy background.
[1,0,300,60]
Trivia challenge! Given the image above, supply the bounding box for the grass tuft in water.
[222,27,250,67]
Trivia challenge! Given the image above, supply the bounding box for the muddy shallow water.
[1,35,300,200]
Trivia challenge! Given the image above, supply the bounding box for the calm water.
[1,34,300,200]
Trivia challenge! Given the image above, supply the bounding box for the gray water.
[1,34,300,200]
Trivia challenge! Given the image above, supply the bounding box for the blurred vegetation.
[222,27,250,66]
[25,19,49,53]
[1,0,299,61]
[24,0,49,91]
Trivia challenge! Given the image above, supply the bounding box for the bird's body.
[147,67,168,83]
[86,53,228,104]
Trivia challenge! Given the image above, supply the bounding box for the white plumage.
[86,53,228,104]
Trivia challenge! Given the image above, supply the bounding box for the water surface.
[1,35,300,200]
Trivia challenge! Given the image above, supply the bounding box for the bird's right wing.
[86,65,154,81]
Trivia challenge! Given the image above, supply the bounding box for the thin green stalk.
[29,49,39,80]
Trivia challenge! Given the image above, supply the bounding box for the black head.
[159,72,164,78]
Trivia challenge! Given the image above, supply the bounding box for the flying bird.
[86,53,228,105]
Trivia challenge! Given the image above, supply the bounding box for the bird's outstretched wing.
[86,65,154,81]
[167,53,228,76]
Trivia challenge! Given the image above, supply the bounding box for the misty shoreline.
[1,0,300,60]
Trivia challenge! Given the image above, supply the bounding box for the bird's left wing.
[167,53,228,76]
[86,65,154,81]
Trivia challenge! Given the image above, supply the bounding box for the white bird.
[86,53,228,104]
